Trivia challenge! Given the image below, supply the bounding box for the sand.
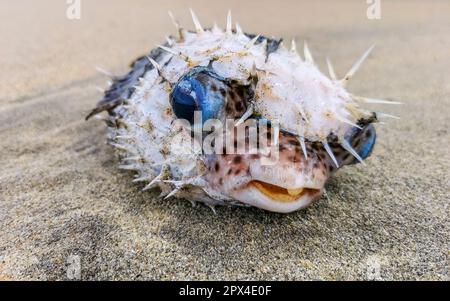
[0,0,448,280]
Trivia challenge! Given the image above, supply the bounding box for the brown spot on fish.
[220,88,227,97]
[233,156,242,164]
[235,101,244,112]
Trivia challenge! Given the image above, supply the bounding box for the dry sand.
[0,0,449,280]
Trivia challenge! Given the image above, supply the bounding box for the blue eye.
[170,67,228,124]
[358,124,376,160]
[344,123,377,164]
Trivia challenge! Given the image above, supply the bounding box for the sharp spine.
[226,10,232,35]
[122,156,141,162]
[164,187,182,199]
[235,104,254,126]
[299,136,308,160]
[245,34,260,49]
[157,45,190,63]
[345,103,364,119]
[303,41,314,63]
[142,165,170,191]
[142,177,162,191]
[235,23,243,35]
[376,112,400,119]
[189,9,204,34]
[322,140,339,168]
[341,140,365,165]
[168,11,184,41]
[326,57,337,80]
[336,114,363,129]
[110,143,135,153]
[93,115,107,121]
[147,56,162,71]
[342,45,375,85]
[291,39,302,60]
[207,205,217,214]
[352,95,403,105]
[147,56,173,83]
[95,66,114,77]
[168,11,180,31]
[158,44,178,56]
[132,176,151,183]
[291,39,297,53]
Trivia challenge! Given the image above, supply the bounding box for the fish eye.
[344,123,377,165]
[357,124,376,160]
[170,66,228,124]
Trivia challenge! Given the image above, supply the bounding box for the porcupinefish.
[87,10,400,213]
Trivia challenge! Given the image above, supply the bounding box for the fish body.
[88,11,397,213]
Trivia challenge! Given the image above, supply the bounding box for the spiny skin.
[87,11,396,213]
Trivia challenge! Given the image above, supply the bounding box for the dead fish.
[87,10,400,213]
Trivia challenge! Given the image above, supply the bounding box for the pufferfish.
[87,10,400,213]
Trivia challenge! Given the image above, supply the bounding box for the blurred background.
[2,0,448,104]
[0,0,448,280]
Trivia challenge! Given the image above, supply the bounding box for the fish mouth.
[249,180,319,203]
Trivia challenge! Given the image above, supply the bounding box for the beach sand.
[0,0,448,280]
